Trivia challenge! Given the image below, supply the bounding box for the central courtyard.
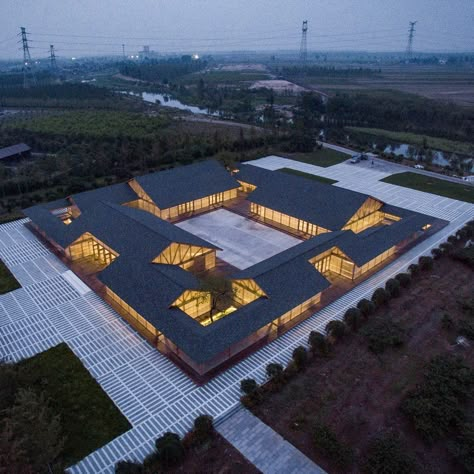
[176,208,302,269]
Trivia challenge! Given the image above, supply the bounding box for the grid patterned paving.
[0,162,473,473]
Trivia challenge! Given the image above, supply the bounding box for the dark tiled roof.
[71,182,137,211]
[237,164,374,230]
[135,160,240,209]
[22,160,447,365]
[0,143,31,160]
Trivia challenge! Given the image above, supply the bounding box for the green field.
[7,110,170,140]
[283,148,349,167]
[382,172,474,203]
[278,168,337,184]
[0,259,20,294]
[14,343,131,467]
[347,127,474,156]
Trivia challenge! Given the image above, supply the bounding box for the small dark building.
[0,143,31,164]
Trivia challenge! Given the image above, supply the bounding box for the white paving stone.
[0,161,472,473]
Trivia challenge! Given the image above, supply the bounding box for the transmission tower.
[49,45,58,71]
[405,21,417,60]
[299,20,308,63]
[122,43,126,60]
[20,27,36,88]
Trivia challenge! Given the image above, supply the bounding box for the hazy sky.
[1,0,473,59]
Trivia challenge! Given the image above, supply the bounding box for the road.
[320,141,474,186]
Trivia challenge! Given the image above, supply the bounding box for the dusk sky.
[1,0,473,59]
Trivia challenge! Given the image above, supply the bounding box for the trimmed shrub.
[343,307,363,332]
[371,288,390,308]
[431,248,443,260]
[313,423,354,468]
[419,256,434,271]
[308,331,330,356]
[408,263,420,276]
[447,235,458,244]
[115,461,144,474]
[240,378,258,395]
[357,298,376,317]
[193,415,214,443]
[361,318,406,354]
[362,433,417,474]
[385,278,401,298]
[440,242,454,254]
[292,346,308,370]
[155,432,185,467]
[266,362,284,380]
[451,246,474,269]
[325,320,347,340]
[395,273,411,288]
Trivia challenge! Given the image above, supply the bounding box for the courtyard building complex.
[24,160,446,379]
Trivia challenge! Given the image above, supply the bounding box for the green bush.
[362,433,417,474]
[240,378,258,395]
[441,314,454,330]
[385,278,401,298]
[451,246,474,269]
[193,415,214,442]
[440,242,454,254]
[447,235,458,244]
[308,331,330,355]
[357,298,376,317]
[115,461,144,474]
[371,288,391,308]
[431,248,443,260]
[408,263,420,276]
[448,423,474,473]
[459,319,474,340]
[292,346,308,370]
[402,355,474,442]
[419,256,434,271]
[325,320,347,340]
[395,273,411,288]
[343,307,363,331]
[313,423,354,468]
[266,362,284,380]
[361,318,405,354]
[155,432,185,467]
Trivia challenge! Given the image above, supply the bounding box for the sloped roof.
[71,182,137,211]
[0,143,31,160]
[237,164,374,230]
[134,160,240,209]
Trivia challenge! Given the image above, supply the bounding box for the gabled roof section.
[134,160,240,209]
[71,182,138,213]
[238,164,375,230]
[0,143,31,160]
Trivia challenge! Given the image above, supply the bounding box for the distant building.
[138,45,160,61]
[0,143,31,164]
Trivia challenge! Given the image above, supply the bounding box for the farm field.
[252,253,474,473]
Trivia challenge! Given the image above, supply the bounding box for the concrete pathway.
[217,408,325,474]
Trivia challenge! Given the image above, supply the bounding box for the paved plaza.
[0,159,473,473]
[176,208,301,269]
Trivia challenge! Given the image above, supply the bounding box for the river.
[125,91,219,116]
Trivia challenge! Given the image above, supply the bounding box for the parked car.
[350,155,361,164]
[462,175,474,182]
[414,164,425,169]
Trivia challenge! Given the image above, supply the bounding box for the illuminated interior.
[67,232,118,269]
[342,197,384,233]
[153,243,216,271]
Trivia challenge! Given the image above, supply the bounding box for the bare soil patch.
[252,256,474,473]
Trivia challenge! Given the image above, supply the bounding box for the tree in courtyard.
[198,276,236,323]
[155,432,185,467]
[240,378,259,396]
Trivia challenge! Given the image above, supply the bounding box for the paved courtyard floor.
[0,159,472,473]
[176,208,301,269]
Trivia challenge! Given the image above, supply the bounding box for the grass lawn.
[382,172,474,203]
[347,127,474,155]
[16,343,131,467]
[278,168,337,184]
[0,259,20,294]
[283,148,349,167]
